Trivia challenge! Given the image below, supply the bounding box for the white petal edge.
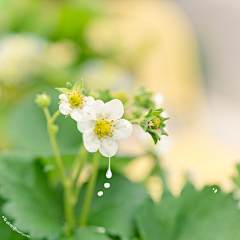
[113,119,133,141]
[83,96,95,113]
[59,102,71,115]
[102,99,124,120]
[70,108,87,122]
[84,96,95,106]
[77,115,96,133]
[89,99,104,119]
[59,94,68,102]
[83,129,100,152]
[99,137,118,157]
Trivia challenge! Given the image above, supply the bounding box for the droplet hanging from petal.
[106,157,112,179]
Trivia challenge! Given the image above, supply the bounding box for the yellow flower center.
[94,118,116,139]
[68,90,85,108]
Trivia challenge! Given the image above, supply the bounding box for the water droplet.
[97,191,103,196]
[104,183,110,188]
[106,157,112,179]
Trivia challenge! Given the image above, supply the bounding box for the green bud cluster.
[134,87,155,108]
[140,108,169,144]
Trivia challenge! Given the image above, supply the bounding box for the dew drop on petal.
[97,191,103,196]
[106,157,112,179]
[104,183,110,188]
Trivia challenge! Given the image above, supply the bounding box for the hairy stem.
[43,108,74,232]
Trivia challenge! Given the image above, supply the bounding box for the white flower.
[77,99,133,157]
[59,91,94,122]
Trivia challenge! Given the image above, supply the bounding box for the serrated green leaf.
[0,153,63,240]
[76,170,148,238]
[0,198,27,240]
[137,184,240,240]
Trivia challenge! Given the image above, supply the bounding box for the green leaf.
[3,85,82,156]
[136,198,162,240]
[74,226,112,240]
[0,153,63,240]
[0,198,27,240]
[137,184,240,240]
[76,170,148,238]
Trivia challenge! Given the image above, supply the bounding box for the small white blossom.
[77,99,133,157]
[59,91,94,122]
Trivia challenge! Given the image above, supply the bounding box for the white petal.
[113,119,133,141]
[59,94,68,102]
[59,102,71,115]
[83,96,95,113]
[102,99,124,120]
[84,96,95,106]
[83,129,100,152]
[70,108,87,122]
[99,137,118,157]
[77,115,96,133]
[89,100,104,119]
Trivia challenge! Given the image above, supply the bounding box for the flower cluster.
[56,80,133,157]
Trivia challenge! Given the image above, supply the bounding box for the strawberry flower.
[77,99,133,157]
[56,80,94,121]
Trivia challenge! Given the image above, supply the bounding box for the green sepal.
[147,127,161,144]
[66,82,73,90]
[140,107,169,144]
[73,79,83,92]
[55,87,70,95]
[82,88,86,95]
[159,125,168,136]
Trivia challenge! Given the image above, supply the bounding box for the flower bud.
[35,93,51,108]
[151,117,161,129]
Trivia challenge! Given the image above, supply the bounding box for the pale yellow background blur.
[86,0,240,196]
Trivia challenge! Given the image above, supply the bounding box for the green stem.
[43,108,65,182]
[51,109,61,124]
[79,151,100,226]
[43,108,74,232]
[130,119,141,124]
[71,145,88,200]
[124,99,135,109]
